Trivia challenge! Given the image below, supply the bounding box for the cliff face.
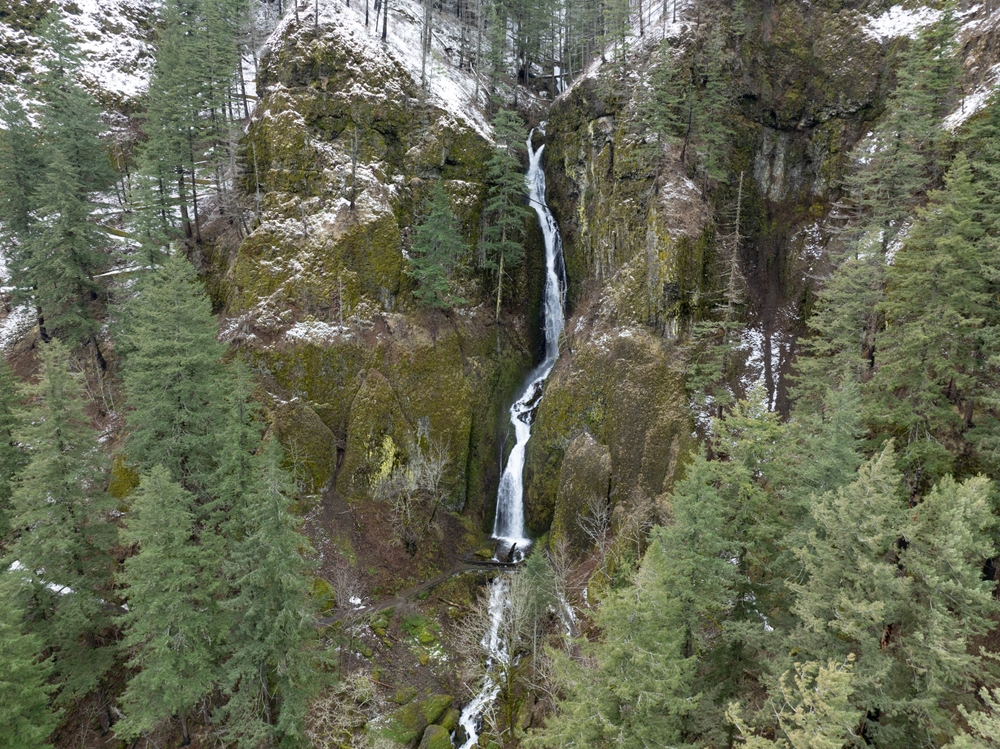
[205,5,550,596]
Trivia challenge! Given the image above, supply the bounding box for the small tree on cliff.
[408,181,467,309]
[480,109,531,320]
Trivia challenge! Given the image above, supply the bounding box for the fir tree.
[0,576,60,749]
[532,532,696,748]
[868,153,1000,485]
[218,439,318,748]
[727,657,861,749]
[481,109,531,319]
[117,255,232,496]
[0,355,25,542]
[4,341,116,703]
[116,466,226,743]
[408,181,467,309]
[788,445,996,747]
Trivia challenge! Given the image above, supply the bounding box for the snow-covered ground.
[0,0,160,104]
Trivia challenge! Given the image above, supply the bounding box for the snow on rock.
[864,5,941,42]
[265,0,491,139]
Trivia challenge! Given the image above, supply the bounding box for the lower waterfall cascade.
[456,128,567,748]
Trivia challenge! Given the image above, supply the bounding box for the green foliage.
[408,181,467,309]
[117,255,232,495]
[868,152,1000,485]
[0,14,115,346]
[532,529,696,748]
[789,445,996,747]
[4,341,116,703]
[0,576,60,749]
[947,688,1000,749]
[217,439,319,748]
[728,656,861,749]
[0,355,25,541]
[116,466,226,740]
[481,109,531,315]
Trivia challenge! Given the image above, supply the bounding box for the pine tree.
[408,181,467,309]
[116,466,226,743]
[4,341,117,703]
[0,576,60,749]
[117,255,232,496]
[217,439,318,748]
[481,109,531,319]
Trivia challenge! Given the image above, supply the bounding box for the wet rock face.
[524,320,693,538]
[551,433,611,554]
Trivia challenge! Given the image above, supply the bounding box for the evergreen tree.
[532,532,696,748]
[727,657,861,749]
[481,109,531,319]
[117,255,232,496]
[218,439,317,748]
[4,341,116,703]
[116,466,226,743]
[408,181,467,309]
[946,688,1000,749]
[867,153,1000,485]
[0,355,25,542]
[792,229,886,411]
[635,40,685,164]
[0,576,60,749]
[788,445,996,747]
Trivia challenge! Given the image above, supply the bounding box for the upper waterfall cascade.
[458,127,567,749]
[489,129,567,554]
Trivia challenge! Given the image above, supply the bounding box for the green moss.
[525,327,694,537]
[311,577,336,613]
[272,399,337,493]
[418,724,453,749]
[108,455,140,500]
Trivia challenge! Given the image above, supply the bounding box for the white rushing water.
[490,130,567,554]
[457,128,567,749]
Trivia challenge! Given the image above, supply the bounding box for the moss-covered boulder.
[381,693,454,747]
[273,399,338,493]
[418,724,453,749]
[338,368,413,502]
[550,433,611,553]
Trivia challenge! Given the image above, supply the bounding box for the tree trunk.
[495,251,504,321]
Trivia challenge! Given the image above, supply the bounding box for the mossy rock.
[421,694,453,725]
[437,708,461,733]
[311,577,336,613]
[272,399,338,493]
[382,693,453,747]
[337,368,413,503]
[525,325,693,536]
[418,724,453,749]
[550,433,611,554]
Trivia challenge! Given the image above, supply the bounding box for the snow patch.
[945,63,1000,131]
[864,5,941,41]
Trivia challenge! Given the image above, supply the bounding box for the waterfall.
[490,130,567,555]
[457,127,566,749]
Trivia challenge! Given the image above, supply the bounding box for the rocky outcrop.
[214,11,540,521]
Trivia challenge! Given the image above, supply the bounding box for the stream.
[456,128,567,749]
